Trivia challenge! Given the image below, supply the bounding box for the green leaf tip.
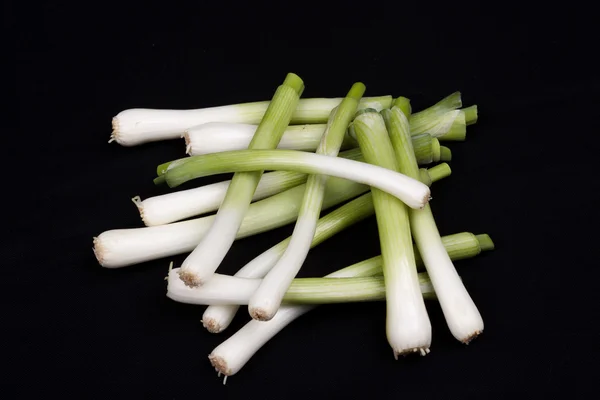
[463,105,478,125]
[440,146,452,161]
[476,234,495,251]
[393,97,412,117]
[283,73,305,96]
[428,162,452,183]
[347,82,367,101]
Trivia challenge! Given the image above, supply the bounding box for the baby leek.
[163,149,431,210]
[184,124,444,157]
[167,269,435,306]
[350,109,432,357]
[383,98,484,344]
[248,82,366,321]
[111,95,392,146]
[177,73,304,288]
[184,122,351,155]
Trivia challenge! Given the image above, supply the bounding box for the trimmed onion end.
[202,318,223,334]
[248,307,273,322]
[92,236,104,266]
[394,346,431,359]
[461,330,483,345]
[109,117,119,144]
[130,196,149,226]
[209,354,232,376]
[183,131,192,155]
[177,269,202,288]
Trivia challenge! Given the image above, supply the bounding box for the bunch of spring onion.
[95,72,492,383]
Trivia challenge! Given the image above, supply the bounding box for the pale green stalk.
[163,149,431,210]
[440,146,452,161]
[248,83,366,321]
[167,269,435,305]
[177,73,305,288]
[350,109,431,357]
[382,98,484,344]
[441,110,467,141]
[463,105,478,125]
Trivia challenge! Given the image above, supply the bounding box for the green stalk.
[409,92,462,136]
[335,232,495,277]
[440,110,467,141]
[248,82,367,321]
[440,146,452,161]
[282,274,435,303]
[157,132,437,177]
[383,98,484,344]
[177,73,305,287]
[463,105,478,125]
[350,109,431,357]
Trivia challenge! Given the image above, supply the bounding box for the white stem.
[410,205,484,343]
[209,305,313,376]
[94,178,367,268]
[167,269,260,305]
[200,228,291,332]
[185,122,331,155]
[135,170,306,226]
[111,96,392,146]
[247,187,324,320]
[167,268,433,305]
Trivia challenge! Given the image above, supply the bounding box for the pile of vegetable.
[95,73,494,383]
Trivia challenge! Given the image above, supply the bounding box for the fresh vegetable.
[111,95,392,146]
[382,98,484,344]
[248,83,366,321]
[95,74,493,382]
[167,269,436,306]
[176,73,305,288]
[161,149,431,210]
[350,109,431,357]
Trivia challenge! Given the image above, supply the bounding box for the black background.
[6,1,599,399]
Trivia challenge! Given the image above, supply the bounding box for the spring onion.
[383,98,484,344]
[206,233,494,376]
[176,73,305,288]
[167,269,435,306]
[463,105,478,125]
[162,150,431,211]
[350,109,431,357]
[184,124,441,163]
[93,177,368,268]
[184,124,443,158]
[440,146,452,161]
[248,83,366,321]
[184,122,352,155]
[110,95,392,146]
